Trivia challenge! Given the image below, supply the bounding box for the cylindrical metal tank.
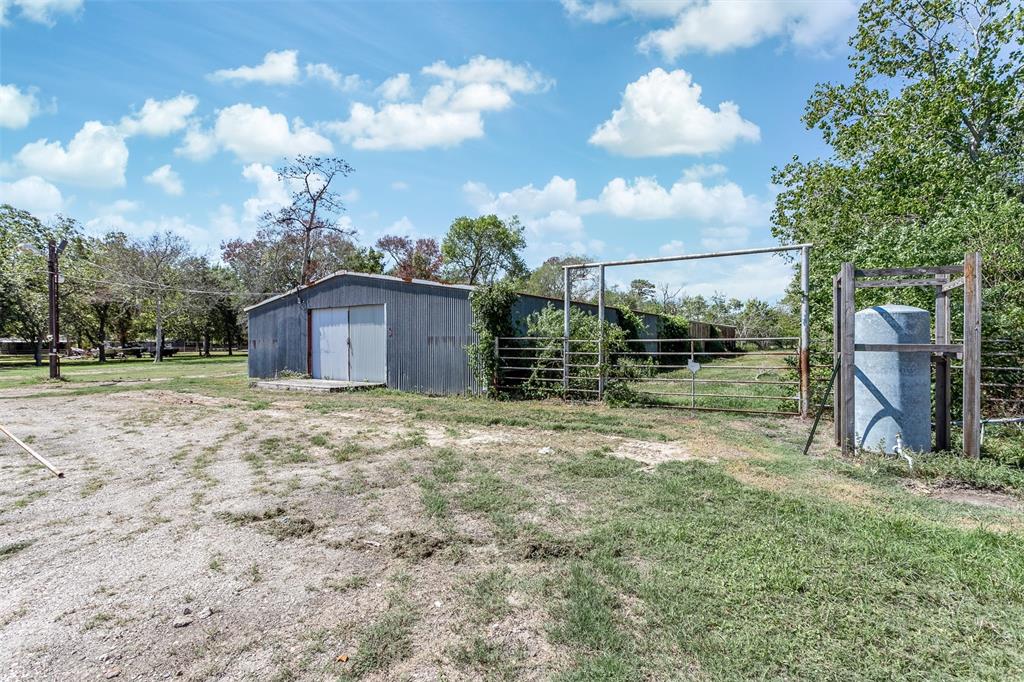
[854,305,931,453]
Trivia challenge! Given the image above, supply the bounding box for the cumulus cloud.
[240,162,290,222]
[118,93,198,137]
[144,164,184,196]
[1,0,82,26]
[0,176,63,218]
[589,68,759,157]
[209,50,301,85]
[326,56,552,151]
[596,174,766,223]
[305,63,364,92]
[562,0,857,59]
[14,121,129,187]
[0,84,42,128]
[376,73,412,101]
[174,103,333,163]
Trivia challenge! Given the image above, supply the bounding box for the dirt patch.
[389,530,447,560]
[914,483,1023,511]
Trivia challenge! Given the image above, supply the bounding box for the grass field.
[2,353,1023,679]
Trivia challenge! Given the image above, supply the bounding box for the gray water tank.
[854,305,931,453]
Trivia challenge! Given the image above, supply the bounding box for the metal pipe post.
[597,265,605,400]
[47,240,60,380]
[562,266,571,393]
[799,246,810,417]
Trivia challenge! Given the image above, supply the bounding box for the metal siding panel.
[349,305,386,383]
[311,308,350,380]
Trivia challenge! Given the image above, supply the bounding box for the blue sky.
[1,0,859,300]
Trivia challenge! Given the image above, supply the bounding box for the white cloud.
[0,84,41,128]
[14,121,129,188]
[596,174,765,223]
[1,0,82,26]
[209,50,300,85]
[659,239,685,255]
[562,0,856,59]
[326,55,552,151]
[590,68,759,157]
[175,123,218,161]
[0,175,63,218]
[305,63,364,92]
[97,199,139,214]
[144,164,184,196]
[176,103,333,163]
[700,225,749,250]
[118,93,198,137]
[241,162,289,223]
[421,55,554,93]
[681,163,727,181]
[376,73,412,101]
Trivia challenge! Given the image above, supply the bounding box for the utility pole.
[46,239,67,380]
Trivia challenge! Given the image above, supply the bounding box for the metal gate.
[495,334,804,415]
[310,305,386,383]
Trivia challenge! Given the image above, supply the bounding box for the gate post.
[934,274,951,451]
[839,262,856,454]
[563,266,571,395]
[962,251,982,458]
[598,264,605,400]
[799,245,811,417]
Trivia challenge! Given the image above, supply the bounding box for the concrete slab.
[253,379,384,393]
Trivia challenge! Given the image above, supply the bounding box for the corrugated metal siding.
[248,276,480,394]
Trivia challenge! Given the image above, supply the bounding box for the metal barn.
[245,271,674,395]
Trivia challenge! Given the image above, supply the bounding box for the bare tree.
[260,155,355,286]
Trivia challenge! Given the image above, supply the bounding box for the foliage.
[375,235,444,281]
[519,255,596,300]
[523,305,639,399]
[466,280,520,395]
[258,155,356,285]
[773,0,1024,343]
[441,214,527,285]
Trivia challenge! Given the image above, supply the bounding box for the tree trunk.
[154,297,164,363]
[33,337,42,366]
[97,306,108,363]
[226,329,233,356]
[202,330,211,357]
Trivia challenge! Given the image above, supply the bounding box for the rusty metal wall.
[247,274,479,394]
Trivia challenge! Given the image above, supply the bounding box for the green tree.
[773,0,1024,340]
[441,214,527,285]
[521,255,596,300]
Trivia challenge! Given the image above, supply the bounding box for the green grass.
[345,597,418,679]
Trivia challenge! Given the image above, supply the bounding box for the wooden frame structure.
[833,252,982,457]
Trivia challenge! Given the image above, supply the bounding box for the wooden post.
[934,274,951,451]
[962,252,982,458]
[839,262,856,454]
[832,274,841,446]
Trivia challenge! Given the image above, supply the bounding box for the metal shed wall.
[248,276,479,394]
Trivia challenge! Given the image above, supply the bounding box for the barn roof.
[243,271,476,313]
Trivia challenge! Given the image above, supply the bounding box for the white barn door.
[348,305,386,383]
[311,308,350,380]
[310,305,386,383]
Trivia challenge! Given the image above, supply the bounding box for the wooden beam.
[853,343,963,353]
[962,252,982,458]
[833,275,842,446]
[941,277,965,293]
[840,262,856,455]
[855,278,944,289]
[934,274,951,452]
[0,424,63,478]
[854,265,962,277]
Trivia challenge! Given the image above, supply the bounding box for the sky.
[0,0,860,301]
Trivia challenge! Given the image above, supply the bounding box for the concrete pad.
[253,379,383,393]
